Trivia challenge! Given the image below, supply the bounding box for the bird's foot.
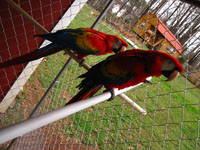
[103,89,115,101]
[143,80,152,84]
[63,49,70,55]
[79,59,85,67]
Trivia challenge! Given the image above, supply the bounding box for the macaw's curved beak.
[119,46,126,52]
[162,70,179,81]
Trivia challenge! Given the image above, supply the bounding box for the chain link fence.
[0,0,200,149]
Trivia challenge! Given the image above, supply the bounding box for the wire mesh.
[0,0,200,149]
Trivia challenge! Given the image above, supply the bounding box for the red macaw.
[66,49,183,105]
[0,28,128,68]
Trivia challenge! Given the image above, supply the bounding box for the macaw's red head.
[106,35,128,53]
[155,51,183,81]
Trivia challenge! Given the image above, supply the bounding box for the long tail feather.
[34,32,61,44]
[34,33,54,41]
[65,85,103,105]
[0,43,61,68]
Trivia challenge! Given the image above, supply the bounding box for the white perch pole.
[0,78,149,144]
[118,93,147,115]
[113,77,151,115]
[0,82,149,145]
[0,91,112,144]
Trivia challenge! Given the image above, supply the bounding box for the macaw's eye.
[162,60,176,71]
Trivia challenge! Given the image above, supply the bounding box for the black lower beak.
[161,70,173,79]
[113,48,120,53]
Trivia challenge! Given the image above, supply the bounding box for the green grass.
[3,4,199,150]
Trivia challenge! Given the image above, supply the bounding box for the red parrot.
[66,49,183,105]
[0,28,128,68]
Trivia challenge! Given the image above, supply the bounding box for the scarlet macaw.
[0,28,128,68]
[66,49,183,105]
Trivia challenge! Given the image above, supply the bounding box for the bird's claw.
[79,59,85,67]
[103,89,115,101]
[143,80,152,84]
[63,49,69,55]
